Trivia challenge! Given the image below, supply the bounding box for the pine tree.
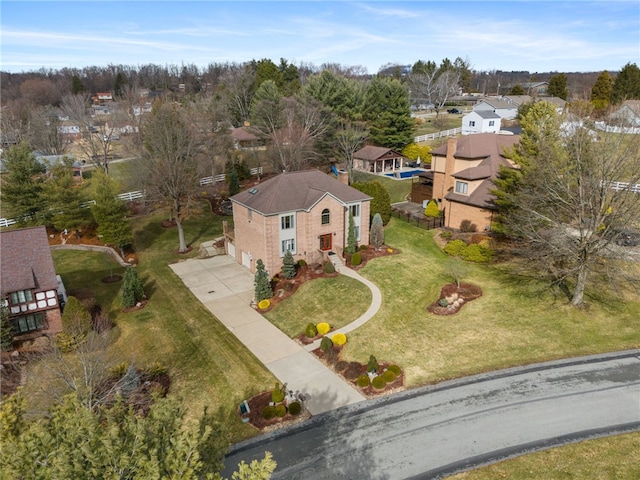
[121,267,144,308]
[43,157,90,232]
[281,250,296,279]
[611,62,640,103]
[590,71,614,110]
[61,296,93,336]
[71,75,85,95]
[91,169,133,257]
[369,213,384,250]
[0,304,14,352]
[254,259,273,302]
[228,167,240,196]
[346,212,357,254]
[548,73,568,100]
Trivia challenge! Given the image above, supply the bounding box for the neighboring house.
[92,92,113,104]
[462,110,502,135]
[228,170,371,277]
[35,154,85,183]
[230,126,263,150]
[430,133,520,231]
[540,96,567,115]
[609,100,640,127]
[0,226,64,342]
[353,146,407,174]
[502,95,532,107]
[520,81,549,96]
[473,98,519,120]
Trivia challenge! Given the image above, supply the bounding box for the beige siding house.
[229,170,371,277]
[430,133,520,231]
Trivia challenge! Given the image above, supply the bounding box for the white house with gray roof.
[462,110,502,135]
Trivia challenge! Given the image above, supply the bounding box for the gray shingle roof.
[230,170,371,216]
[353,145,403,161]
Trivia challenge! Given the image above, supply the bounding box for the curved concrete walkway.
[170,255,377,415]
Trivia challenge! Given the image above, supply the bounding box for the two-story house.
[228,170,371,277]
[462,110,502,135]
[430,133,520,231]
[1,226,64,342]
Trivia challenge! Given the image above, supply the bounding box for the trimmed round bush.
[258,299,271,309]
[356,374,371,388]
[438,298,448,307]
[320,336,333,351]
[271,389,285,403]
[371,375,387,390]
[324,261,335,274]
[444,239,467,256]
[460,243,493,263]
[316,322,331,335]
[305,322,318,338]
[332,332,347,346]
[262,405,276,419]
[382,370,397,383]
[387,365,401,375]
[274,404,287,417]
[350,252,362,266]
[359,244,368,251]
[288,401,302,415]
[387,248,393,253]
[297,259,307,267]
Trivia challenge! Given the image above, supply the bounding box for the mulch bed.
[427,283,483,315]
[345,244,400,270]
[240,391,311,431]
[102,275,123,283]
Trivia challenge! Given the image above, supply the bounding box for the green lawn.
[351,170,413,204]
[414,113,463,137]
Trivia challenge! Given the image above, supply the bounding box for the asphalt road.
[223,350,640,480]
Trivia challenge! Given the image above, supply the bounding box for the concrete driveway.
[169,255,365,415]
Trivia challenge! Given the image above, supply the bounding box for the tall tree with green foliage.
[0,304,14,352]
[114,72,127,98]
[369,212,384,250]
[363,77,414,150]
[43,157,90,232]
[352,180,391,225]
[346,212,357,254]
[71,75,85,95]
[254,259,273,301]
[61,296,93,336]
[611,62,640,103]
[548,73,568,100]
[281,250,296,279]
[121,267,145,308]
[0,391,275,479]
[91,169,132,257]
[0,142,47,225]
[509,84,525,95]
[590,71,614,110]
[228,167,241,196]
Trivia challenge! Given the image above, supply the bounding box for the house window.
[247,208,252,220]
[469,121,475,127]
[11,312,45,334]
[349,204,360,217]
[319,233,332,251]
[281,214,294,230]
[281,239,295,255]
[10,290,33,305]
[321,208,330,225]
[489,120,495,126]
[455,181,468,194]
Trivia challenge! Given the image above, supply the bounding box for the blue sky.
[2,1,638,74]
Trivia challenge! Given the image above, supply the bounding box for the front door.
[319,233,332,251]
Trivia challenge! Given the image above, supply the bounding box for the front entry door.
[320,233,332,251]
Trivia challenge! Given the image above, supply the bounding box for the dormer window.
[455,181,468,194]
[10,290,33,305]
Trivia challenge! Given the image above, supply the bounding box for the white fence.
[199,166,263,186]
[415,127,462,143]
[117,190,146,201]
[594,122,640,135]
[608,181,640,194]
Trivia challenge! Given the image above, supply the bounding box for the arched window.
[321,208,330,225]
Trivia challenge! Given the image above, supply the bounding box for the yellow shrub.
[387,248,393,253]
[258,299,271,309]
[316,322,331,335]
[332,333,347,346]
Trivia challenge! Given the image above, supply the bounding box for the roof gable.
[353,145,404,161]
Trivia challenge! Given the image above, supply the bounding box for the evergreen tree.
[228,167,240,196]
[114,72,127,98]
[71,75,85,95]
[509,84,525,95]
[281,250,296,279]
[43,157,90,232]
[590,71,614,110]
[61,296,93,336]
[363,77,414,150]
[0,304,14,352]
[0,143,47,225]
[352,180,392,225]
[346,212,357,254]
[611,62,640,103]
[548,73,568,100]
[369,213,384,250]
[91,169,133,257]
[121,267,144,308]
[254,259,272,301]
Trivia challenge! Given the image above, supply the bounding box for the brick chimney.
[338,170,349,185]
[444,136,458,194]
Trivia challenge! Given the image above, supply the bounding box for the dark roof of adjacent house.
[353,145,404,161]
[0,226,58,295]
[469,110,501,120]
[230,170,371,216]
[474,98,515,110]
[231,126,260,142]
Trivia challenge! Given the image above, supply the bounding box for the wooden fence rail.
[415,127,462,143]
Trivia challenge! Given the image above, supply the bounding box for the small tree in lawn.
[281,250,296,279]
[254,259,272,302]
[346,212,357,255]
[121,267,145,308]
[448,257,469,288]
[424,199,441,217]
[370,213,384,250]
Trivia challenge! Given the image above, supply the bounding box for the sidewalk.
[170,255,368,415]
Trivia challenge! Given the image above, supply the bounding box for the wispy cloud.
[355,2,421,18]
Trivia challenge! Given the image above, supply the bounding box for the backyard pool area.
[383,169,429,179]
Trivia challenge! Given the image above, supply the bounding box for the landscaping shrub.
[258,299,271,309]
[288,401,301,415]
[424,199,441,217]
[262,405,276,419]
[332,333,347,346]
[440,230,453,239]
[460,219,478,233]
[350,252,362,266]
[54,331,84,353]
[254,259,273,301]
[387,365,401,375]
[281,250,296,279]
[297,259,307,267]
[371,375,387,390]
[359,244,369,251]
[271,388,285,404]
[444,239,467,256]
[305,323,318,338]
[121,267,145,308]
[370,213,385,249]
[274,404,287,417]
[146,361,168,377]
[461,243,492,263]
[357,374,371,388]
[438,298,448,307]
[382,370,397,383]
[324,261,335,274]
[320,336,333,351]
[109,362,130,379]
[367,355,379,373]
[316,322,331,335]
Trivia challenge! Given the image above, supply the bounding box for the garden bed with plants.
[240,384,310,431]
[427,283,483,315]
[344,244,400,270]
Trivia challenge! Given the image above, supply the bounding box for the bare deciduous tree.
[334,121,368,183]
